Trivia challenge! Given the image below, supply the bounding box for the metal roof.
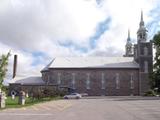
[9,76,45,85]
[41,57,139,71]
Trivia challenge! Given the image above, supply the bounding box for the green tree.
[0,51,11,91]
[152,31,160,90]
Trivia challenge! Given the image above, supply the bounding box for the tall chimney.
[13,55,17,78]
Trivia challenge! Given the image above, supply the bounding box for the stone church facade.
[41,12,153,96]
[42,67,139,96]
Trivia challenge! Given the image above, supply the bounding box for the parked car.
[64,93,82,99]
[80,93,88,97]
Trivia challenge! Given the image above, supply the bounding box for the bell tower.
[134,11,153,95]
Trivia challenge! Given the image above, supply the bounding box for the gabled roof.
[41,59,55,72]
[41,57,139,71]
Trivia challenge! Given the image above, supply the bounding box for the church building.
[40,11,153,96]
[9,12,153,96]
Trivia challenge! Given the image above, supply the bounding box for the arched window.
[101,73,105,89]
[144,47,148,55]
[86,73,90,89]
[47,74,50,85]
[130,73,134,89]
[116,73,120,89]
[57,73,61,85]
[72,73,76,89]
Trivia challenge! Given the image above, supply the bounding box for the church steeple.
[124,29,133,57]
[139,11,144,27]
[134,11,153,95]
[137,11,148,42]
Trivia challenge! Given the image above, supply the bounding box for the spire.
[141,10,143,21]
[127,29,131,42]
[124,29,133,57]
[137,10,148,42]
[139,10,144,27]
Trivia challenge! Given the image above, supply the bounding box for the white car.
[80,93,88,97]
[64,93,82,99]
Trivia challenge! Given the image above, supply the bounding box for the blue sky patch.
[96,0,104,5]
[32,51,46,57]
[58,41,88,53]
[89,17,111,49]
[31,51,46,66]
[147,4,160,39]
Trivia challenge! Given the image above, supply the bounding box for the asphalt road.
[0,96,160,120]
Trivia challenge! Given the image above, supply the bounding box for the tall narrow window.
[144,61,148,73]
[57,73,61,85]
[130,73,134,89]
[72,73,76,89]
[101,72,105,89]
[144,47,148,55]
[116,73,120,89]
[86,73,90,89]
[47,74,50,85]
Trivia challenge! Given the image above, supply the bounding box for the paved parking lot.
[0,96,160,120]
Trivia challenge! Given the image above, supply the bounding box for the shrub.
[144,89,156,96]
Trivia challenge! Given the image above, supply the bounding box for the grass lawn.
[3,96,62,109]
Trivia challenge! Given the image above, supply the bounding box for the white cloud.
[0,0,106,51]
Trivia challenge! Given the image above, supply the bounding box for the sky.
[0,0,160,83]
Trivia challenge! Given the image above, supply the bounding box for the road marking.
[61,104,72,111]
[31,106,39,111]
[56,103,72,111]
[8,108,17,111]
[39,105,51,110]
[1,109,7,111]
[20,107,26,110]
